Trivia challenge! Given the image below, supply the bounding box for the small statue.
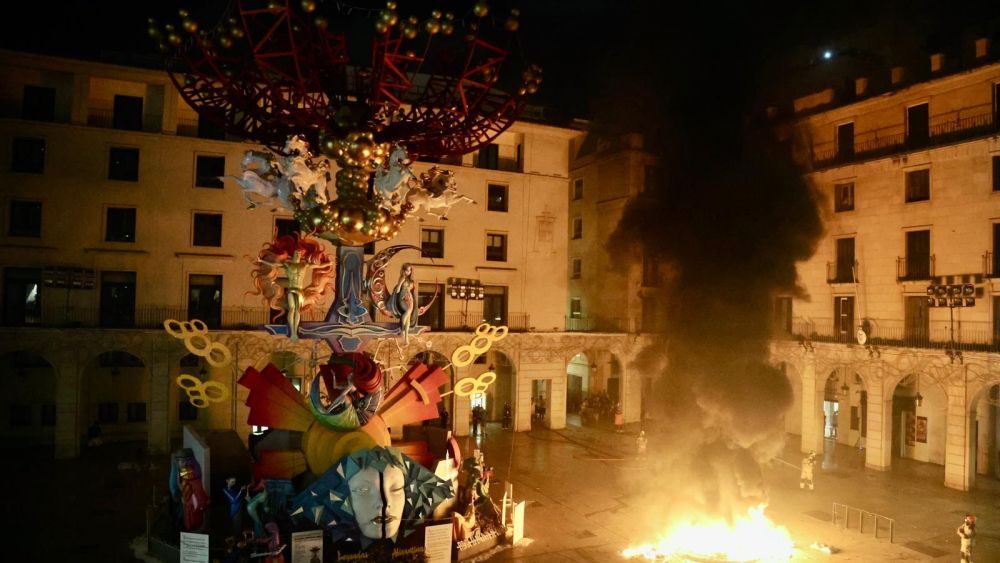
[223,477,248,535]
[404,167,476,220]
[251,234,334,341]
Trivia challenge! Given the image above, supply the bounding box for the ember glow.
[622,504,793,562]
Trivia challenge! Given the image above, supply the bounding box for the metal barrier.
[832,502,894,542]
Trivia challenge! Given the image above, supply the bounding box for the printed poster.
[180,532,209,563]
[291,529,323,563]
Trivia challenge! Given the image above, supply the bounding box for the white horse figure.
[405,183,476,220]
[280,136,331,208]
[374,145,417,212]
[222,150,294,210]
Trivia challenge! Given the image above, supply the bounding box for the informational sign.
[905,413,916,446]
[291,529,324,563]
[423,523,453,563]
[916,416,928,443]
[512,501,526,544]
[180,532,209,563]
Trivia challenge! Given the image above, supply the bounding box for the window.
[8,200,42,237]
[993,156,1000,192]
[9,405,31,426]
[486,233,507,261]
[275,217,299,239]
[193,213,223,247]
[834,237,855,283]
[100,271,136,327]
[833,296,854,341]
[487,183,508,212]
[570,297,582,318]
[482,285,507,324]
[97,402,120,424]
[906,103,929,147]
[126,402,147,423]
[195,155,225,189]
[11,137,45,173]
[834,182,854,212]
[197,113,226,140]
[3,267,42,325]
[572,217,583,239]
[836,122,854,159]
[113,94,143,131]
[571,258,582,279]
[573,178,584,200]
[40,403,56,426]
[904,230,931,279]
[22,85,55,122]
[188,274,223,329]
[179,401,199,421]
[363,241,376,255]
[905,169,929,202]
[477,144,499,170]
[993,223,1000,277]
[905,295,929,344]
[108,147,139,181]
[773,297,792,334]
[418,283,444,331]
[421,228,444,258]
[105,207,136,243]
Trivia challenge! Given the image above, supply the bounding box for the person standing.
[800,451,816,490]
[614,403,624,433]
[636,431,648,459]
[957,514,976,563]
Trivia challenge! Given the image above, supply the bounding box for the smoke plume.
[601,1,825,531]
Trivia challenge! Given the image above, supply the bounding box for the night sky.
[5,0,1000,134]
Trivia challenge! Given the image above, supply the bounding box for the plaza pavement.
[4,421,995,562]
[463,420,999,562]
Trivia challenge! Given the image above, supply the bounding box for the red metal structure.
[157,0,540,157]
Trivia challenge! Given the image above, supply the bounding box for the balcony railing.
[896,255,935,281]
[565,316,636,333]
[827,260,858,284]
[2,305,271,329]
[373,309,530,332]
[811,103,997,168]
[984,251,1000,279]
[784,317,1000,353]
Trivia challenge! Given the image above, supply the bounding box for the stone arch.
[483,349,514,423]
[80,350,149,448]
[885,367,949,467]
[565,351,590,426]
[0,350,57,455]
[965,365,1000,489]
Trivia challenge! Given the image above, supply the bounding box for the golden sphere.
[441,22,454,35]
[425,20,441,34]
[168,33,182,46]
[504,17,519,31]
[374,20,389,34]
[444,11,455,20]
[231,26,245,38]
[182,19,198,33]
[178,9,189,18]
[404,26,417,40]
[472,2,489,18]
[314,16,328,29]
[219,36,233,48]
[386,1,397,9]
[301,0,317,13]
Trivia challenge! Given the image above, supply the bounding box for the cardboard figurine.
[169,448,210,532]
[800,451,817,490]
[223,477,249,535]
[636,431,648,459]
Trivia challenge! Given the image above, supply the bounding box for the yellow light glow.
[622,504,793,562]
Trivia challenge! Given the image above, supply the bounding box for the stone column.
[452,366,471,437]
[54,357,80,459]
[943,374,970,491]
[865,365,891,470]
[798,355,823,454]
[514,369,532,432]
[148,360,171,455]
[548,372,567,430]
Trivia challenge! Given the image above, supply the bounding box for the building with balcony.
[775,41,1000,491]
[563,130,659,421]
[0,50,650,459]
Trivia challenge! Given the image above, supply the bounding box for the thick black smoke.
[598,1,827,529]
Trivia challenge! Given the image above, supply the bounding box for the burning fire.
[623,504,794,562]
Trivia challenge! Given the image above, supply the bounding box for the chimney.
[854,77,869,97]
[930,53,945,73]
[975,38,990,59]
[891,66,906,86]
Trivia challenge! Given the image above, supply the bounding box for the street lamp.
[448,277,484,329]
[926,281,979,364]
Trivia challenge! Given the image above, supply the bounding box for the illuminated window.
[834,182,854,212]
[486,233,507,261]
[421,228,444,258]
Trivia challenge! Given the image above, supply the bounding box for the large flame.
[623,504,793,562]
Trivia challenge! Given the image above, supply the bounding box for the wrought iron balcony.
[896,255,935,281]
[811,103,997,168]
[565,316,636,333]
[1,305,270,330]
[983,251,1000,279]
[784,317,1000,353]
